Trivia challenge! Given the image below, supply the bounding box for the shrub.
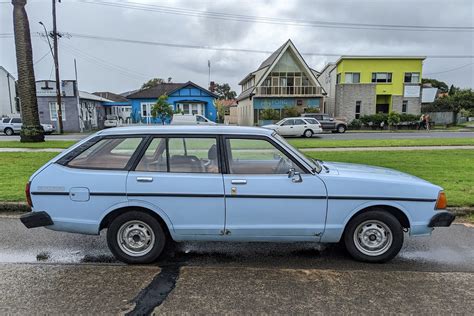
[349,119,362,129]
[359,114,387,126]
[399,113,419,122]
[304,107,320,113]
[282,106,300,118]
[260,108,280,120]
[387,111,401,127]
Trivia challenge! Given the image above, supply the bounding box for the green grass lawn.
[304,150,474,207]
[1,150,472,207]
[0,141,76,149]
[288,137,474,148]
[1,137,474,150]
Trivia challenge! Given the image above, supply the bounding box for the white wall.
[0,67,19,117]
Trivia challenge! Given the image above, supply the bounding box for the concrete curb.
[0,201,472,216]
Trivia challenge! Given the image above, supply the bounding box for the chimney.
[209,81,216,92]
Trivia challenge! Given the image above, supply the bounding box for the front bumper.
[428,211,456,227]
[20,211,54,228]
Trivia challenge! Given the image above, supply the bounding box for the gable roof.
[237,39,324,100]
[93,91,128,102]
[127,81,218,99]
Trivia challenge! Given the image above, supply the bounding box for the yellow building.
[318,56,425,121]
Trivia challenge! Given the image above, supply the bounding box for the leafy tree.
[422,78,449,93]
[12,0,44,142]
[448,84,458,96]
[429,89,474,121]
[214,99,225,123]
[141,78,165,90]
[151,94,173,125]
[214,83,237,100]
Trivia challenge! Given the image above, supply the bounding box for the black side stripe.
[30,191,436,202]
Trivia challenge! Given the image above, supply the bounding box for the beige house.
[236,40,325,126]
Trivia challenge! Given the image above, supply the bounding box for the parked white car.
[262,117,322,137]
[1,117,55,135]
[171,114,216,125]
[104,115,120,128]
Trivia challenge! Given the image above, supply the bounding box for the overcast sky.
[1,0,473,95]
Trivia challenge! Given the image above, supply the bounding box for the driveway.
[0,213,472,314]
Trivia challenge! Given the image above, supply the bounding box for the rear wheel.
[4,128,13,136]
[303,129,313,138]
[337,124,346,133]
[344,210,403,263]
[107,211,166,264]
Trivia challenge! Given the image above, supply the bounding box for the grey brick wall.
[392,96,421,115]
[37,96,80,132]
[335,84,376,121]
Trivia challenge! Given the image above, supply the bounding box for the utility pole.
[52,0,63,133]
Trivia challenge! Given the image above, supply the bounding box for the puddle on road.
[0,249,117,264]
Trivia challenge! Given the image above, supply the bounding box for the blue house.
[127,81,218,124]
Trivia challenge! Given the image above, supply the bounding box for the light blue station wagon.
[21,126,455,263]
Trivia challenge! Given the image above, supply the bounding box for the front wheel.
[343,210,403,263]
[303,129,313,138]
[4,128,13,136]
[107,211,166,264]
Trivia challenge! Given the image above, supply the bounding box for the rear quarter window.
[67,137,143,170]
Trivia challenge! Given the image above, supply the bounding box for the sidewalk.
[1,145,474,153]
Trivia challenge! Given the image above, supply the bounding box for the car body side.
[28,127,444,243]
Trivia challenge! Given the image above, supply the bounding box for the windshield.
[272,132,322,173]
[107,115,118,120]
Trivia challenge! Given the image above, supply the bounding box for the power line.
[75,0,474,32]
[424,62,474,75]
[68,32,474,59]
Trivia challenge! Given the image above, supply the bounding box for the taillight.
[435,191,447,210]
[25,181,33,207]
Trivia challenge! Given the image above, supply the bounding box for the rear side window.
[168,137,219,173]
[67,137,143,170]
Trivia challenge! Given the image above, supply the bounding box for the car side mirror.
[288,168,303,183]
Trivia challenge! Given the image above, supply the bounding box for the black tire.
[107,211,166,264]
[303,129,313,138]
[343,209,403,263]
[337,124,346,133]
[4,128,13,136]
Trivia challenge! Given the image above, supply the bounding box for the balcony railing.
[255,86,322,96]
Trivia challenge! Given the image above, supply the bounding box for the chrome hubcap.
[117,220,155,257]
[353,220,392,256]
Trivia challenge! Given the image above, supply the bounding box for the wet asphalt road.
[0,214,473,314]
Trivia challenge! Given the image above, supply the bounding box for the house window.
[404,72,420,83]
[141,102,154,118]
[371,73,392,83]
[345,73,360,83]
[402,100,408,113]
[49,102,66,121]
[355,101,361,119]
[336,73,341,84]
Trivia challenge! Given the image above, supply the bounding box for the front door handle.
[231,179,247,185]
[136,176,153,182]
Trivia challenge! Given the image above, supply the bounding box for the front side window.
[68,137,143,169]
[345,72,360,83]
[168,137,219,173]
[226,138,303,174]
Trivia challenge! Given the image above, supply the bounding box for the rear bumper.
[428,211,455,227]
[20,211,54,228]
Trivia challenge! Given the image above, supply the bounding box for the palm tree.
[12,0,44,142]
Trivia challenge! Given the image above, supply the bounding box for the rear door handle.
[231,179,247,185]
[136,177,153,182]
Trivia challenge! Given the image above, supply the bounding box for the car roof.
[96,125,274,136]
